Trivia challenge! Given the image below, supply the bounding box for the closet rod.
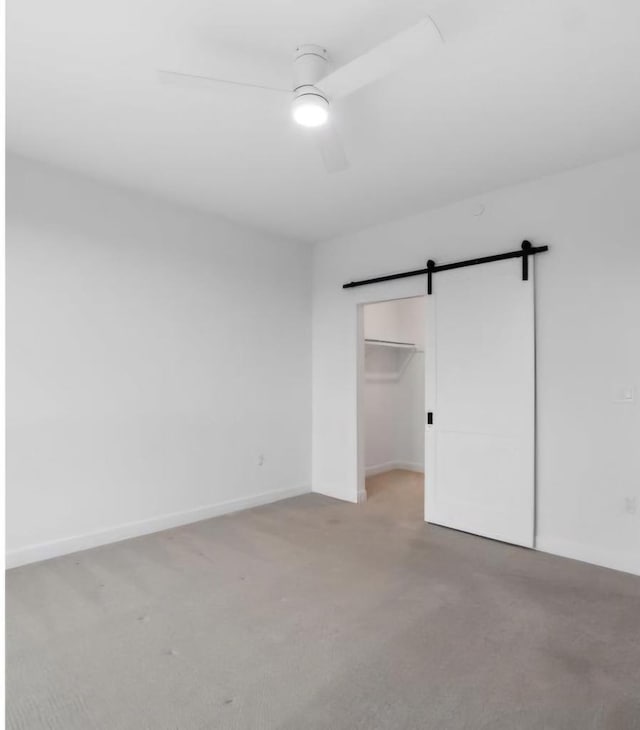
[365,339,416,348]
[342,241,549,292]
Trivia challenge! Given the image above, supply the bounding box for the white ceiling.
[7,0,640,242]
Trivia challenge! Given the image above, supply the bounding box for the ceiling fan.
[158,16,444,173]
[157,1,509,173]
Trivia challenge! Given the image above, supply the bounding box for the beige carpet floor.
[6,470,640,729]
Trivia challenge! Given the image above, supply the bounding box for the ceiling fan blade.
[316,124,349,173]
[157,70,290,94]
[318,17,441,100]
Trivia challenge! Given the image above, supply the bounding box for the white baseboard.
[15,485,635,578]
[311,484,358,503]
[6,484,310,569]
[536,536,640,576]
[365,461,424,477]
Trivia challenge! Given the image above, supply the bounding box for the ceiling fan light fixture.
[292,92,329,128]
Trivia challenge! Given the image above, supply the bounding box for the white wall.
[312,151,640,575]
[6,154,312,566]
[363,298,425,475]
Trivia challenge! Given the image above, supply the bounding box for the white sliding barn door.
[425,259,535,547]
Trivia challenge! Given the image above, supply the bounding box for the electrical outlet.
[614,386,635,403]
[624,497,637,515]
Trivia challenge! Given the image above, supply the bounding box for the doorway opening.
[359,296,426,521]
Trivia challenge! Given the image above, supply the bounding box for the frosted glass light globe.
[292,94,329,127]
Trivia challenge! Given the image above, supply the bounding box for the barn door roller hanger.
[342,241,549,293]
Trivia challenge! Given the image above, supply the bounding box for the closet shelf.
[364,338,416,349]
